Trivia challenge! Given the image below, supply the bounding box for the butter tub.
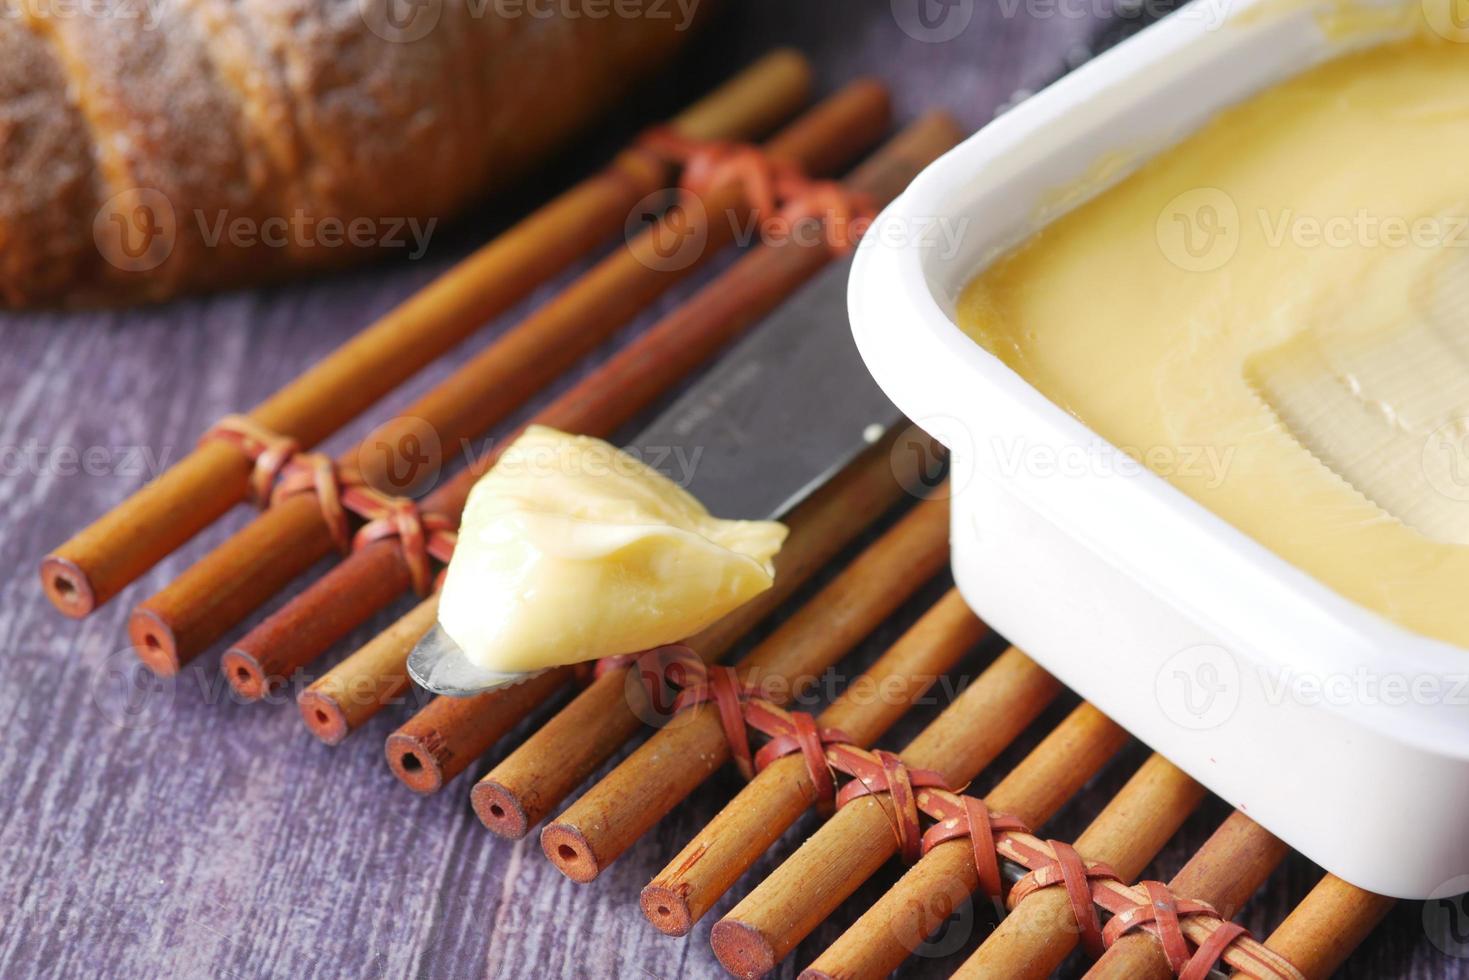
[848,0,1469,899]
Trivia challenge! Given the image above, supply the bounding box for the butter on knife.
[437,425,787,675]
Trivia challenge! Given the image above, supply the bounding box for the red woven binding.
[833,749,947,863]
[773,181,877,255]
[348,486,457,596]
[598,644,705,720]
[268,457,457,595]
[199,415,301,507]
[1009,841,1120,959]
[674,664,758,778]
[752,708,846,816]
[1111,881,1192,972]
[1181,921,1250,980]
[919,791,1031,901]
[271,452,354,551]
[1102,880,1253,980]
[635,127,877,257]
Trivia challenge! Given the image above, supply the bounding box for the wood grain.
[0,3,1454,978]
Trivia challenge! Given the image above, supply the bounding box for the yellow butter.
[438,425,788,672]
[958,37,1469,649]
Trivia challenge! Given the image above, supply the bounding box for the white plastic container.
[849,0,1469,900]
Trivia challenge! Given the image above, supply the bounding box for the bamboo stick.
[705,652,1075,978]
[540,496,952,882]
[40,51,813,619]
[125,80,892,676]
[941,755,1205,980]
[297,594,439,745]
[1083,811,1290,980]
[221,111,961,699]
[467,427,931,838]
[1264,875,1394,979]
[641,588,984,936]
[385,667,575,793]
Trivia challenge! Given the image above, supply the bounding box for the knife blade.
[409,257,901,696]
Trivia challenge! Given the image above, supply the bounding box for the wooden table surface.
[2,2,1463,977]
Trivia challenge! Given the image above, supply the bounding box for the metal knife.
[409,257,901,697]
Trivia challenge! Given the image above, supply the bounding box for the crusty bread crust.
[2,0,702,306]
[0,13,102,304]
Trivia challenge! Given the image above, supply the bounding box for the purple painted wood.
[0,3,1461,977]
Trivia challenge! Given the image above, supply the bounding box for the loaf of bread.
[0,0,707,306]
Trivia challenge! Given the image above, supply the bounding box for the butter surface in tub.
[438,425,788,673]
[958,37,1469,649]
